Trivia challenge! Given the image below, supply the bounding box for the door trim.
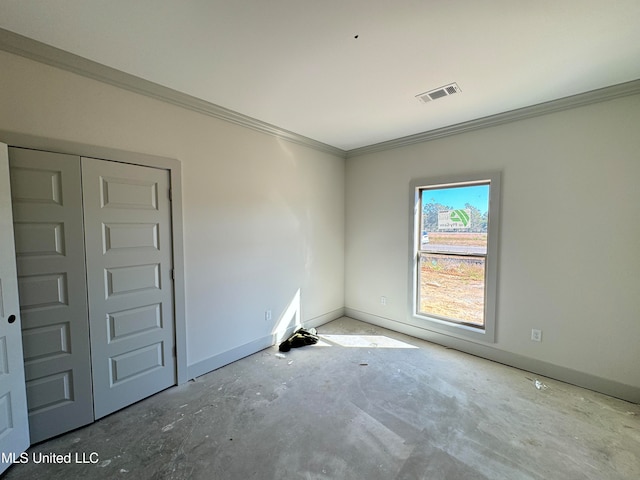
[0,131,188,385]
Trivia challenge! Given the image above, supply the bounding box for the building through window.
[411,173,500,341]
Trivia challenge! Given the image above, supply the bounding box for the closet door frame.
[0,131,188,387]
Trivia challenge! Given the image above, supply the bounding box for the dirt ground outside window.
[418,233,487,326]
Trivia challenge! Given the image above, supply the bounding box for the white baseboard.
[186,307,345,381]
[304,307,345,330]
[345,308,639,404]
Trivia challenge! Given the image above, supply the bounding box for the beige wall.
[345,94,640,395]
[0,50,345,371]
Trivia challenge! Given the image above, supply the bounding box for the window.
[410,173,500,342]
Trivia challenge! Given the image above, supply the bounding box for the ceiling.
[1,0,639,151]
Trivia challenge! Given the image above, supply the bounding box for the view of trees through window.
[418,182,490,327]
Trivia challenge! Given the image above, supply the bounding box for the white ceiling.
[1,0,639,151]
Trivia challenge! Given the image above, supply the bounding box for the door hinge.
[173,345,177,357]
[171,269,175,280]
[168,188,172,201]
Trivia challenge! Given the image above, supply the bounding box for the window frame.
[409,172,501,343]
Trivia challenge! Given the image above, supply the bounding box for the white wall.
[0,50,345,375]
[1,48,638,402]
[345,94,640,399]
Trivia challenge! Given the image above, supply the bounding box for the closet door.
[8,148,93,443]
[81,158,176,419]
[0,144,30,475]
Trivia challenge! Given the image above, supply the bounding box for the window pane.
[420,184,489,254]
[418,253,486,327]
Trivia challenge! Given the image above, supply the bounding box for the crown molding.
[0,28,346,158]
[346,78,640,158]
[2,28,639,161]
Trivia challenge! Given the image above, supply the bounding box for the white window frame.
[409,172,501,343]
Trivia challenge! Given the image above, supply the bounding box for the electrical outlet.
[380,296,387,306]
[265,310,272,321]
[531,329,542,342]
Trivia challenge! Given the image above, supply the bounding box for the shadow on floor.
[3,317,639,480]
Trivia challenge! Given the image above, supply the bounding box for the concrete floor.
[3,317,639,479]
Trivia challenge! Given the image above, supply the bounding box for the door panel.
[9,148,93,443]
[0,143,29,475]
[82,158,175,419]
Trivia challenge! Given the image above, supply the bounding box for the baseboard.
[186,307,345,381]
[345,308,640,404]
[304,307,345,330]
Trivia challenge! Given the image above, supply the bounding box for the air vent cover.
[416,83,461,103]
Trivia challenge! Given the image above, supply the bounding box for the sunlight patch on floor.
[319,334,418,349]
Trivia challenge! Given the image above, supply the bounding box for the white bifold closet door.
[0,143,30,475]
[9,148,93,443]
[9,148,176,442]
[81,157,175,420]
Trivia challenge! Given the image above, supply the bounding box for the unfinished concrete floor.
[3,317,639,480]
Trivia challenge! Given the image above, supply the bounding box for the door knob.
[7,314,16,324]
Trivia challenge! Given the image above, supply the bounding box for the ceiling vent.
[416,83,461,103]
